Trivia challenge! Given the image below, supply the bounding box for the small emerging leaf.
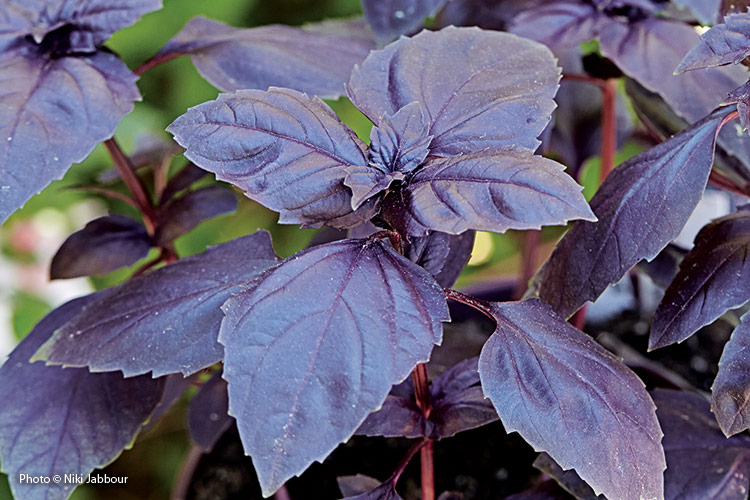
[219,238,449,495]
[0,294,165,500]
[155,186,237,245]
[676,11,750,73]
[478,299,665,500]
[50,214,151,279]
[650,207,750,350]
[188,371,233,451]
[362,0,447,45]
[35,231,279,377]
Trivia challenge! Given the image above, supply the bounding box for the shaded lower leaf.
[0,48,140,224]
[155,186,237,245]
[650,207,750,350]
[363,0,447,45]
[342,480,402,500]
[653,389,750,500]
[724,80,750,130]
[188,371,233,452]
[400,151,595,237]
[0,294,165,500]
[533,453,603,500]
[219,237,449,495]
[713,312,750,436]
[532,106,729,319]
[478,299,665,500]
[338,475,383,497]
[34,231,279,377]
[50,214,151,279]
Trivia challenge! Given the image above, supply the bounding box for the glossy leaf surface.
[478,299,665,500]
[650,208,750,349]
[50,214,151,279]
[155,16,374,98]
[188,371,233,451]
[362,0,446,45]
[399,151,595,236]
[0,49,140,224]
[533,107,728,319]
[155,186,237,245]
[348,27,560,156]
[35,231,279,377]
[713,312,750,436]
[219,238,449,495]
[653,389,750,500]
[168,87,374,228]
[677,12,750,73]
[357,357,498,439]
[0,294,164,500]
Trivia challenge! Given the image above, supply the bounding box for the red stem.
[514,230,540,300]
[103,138,157,234]
[411,363,434,500]
[600,79,618,183]
[444,288,495,320]
[420,441,434,500]
[561,73,607,89]
[390,439,429,484]
[134,52,182,76]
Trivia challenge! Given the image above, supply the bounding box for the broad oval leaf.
[0,48,140,224]
[154,16,374,98]
[653,389,750,500]
[478,299,666,500]
[713,312,750,436]
[650,208,750,349]
[396,151,595,237]
[50,213,151,279]
[347,26,560,156]
[188,370,233,452]
[219,238,449,495]
[34,231,279,377]
[532,106,729,319]
[0,294,165,500]
[155,186,237,245]
[677,11,750,73]
[168,87,376,228]
[362,0,447,45]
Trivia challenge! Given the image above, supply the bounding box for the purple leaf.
[672,0,720,25]
[362,0,447,45]
[510,2,604,50]
[725,80,750,130]
[0,294,165,500]
[342,480,403,500]
[0,48,140,224]
[533,453,603,500]
[356,378,427,439]
[34,231,279,377]
[677,12,750,73]
[478,299,665,500]
[532,107,729,319]
[713,312,750,436]
[219,238,449,495]
[155,186,237,245]
[1,0,162,50]
[188,371,233,452]
[159,163,208,202]
[338,475,383,497]
[395,151,595,237]
[598,17,748,123]
[347,27,560,156]
[154,16,374,98]
[367,101,432,175]
[653,389,750,500]
[168,87,377,229]
[650,208,750,350]
[50,214,151,279]
[405,230,475,285]
[433,230,475,288]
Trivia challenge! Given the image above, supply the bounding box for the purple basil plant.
[3,0,750,499]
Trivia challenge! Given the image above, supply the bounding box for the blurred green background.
[0,1,588,498]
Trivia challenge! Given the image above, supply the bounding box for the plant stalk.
[411,363,434,500]
[514,230,540,300]
[600,78,618,182]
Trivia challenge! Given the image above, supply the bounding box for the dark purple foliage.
[338,475,383,497]
[405,230,475,288]
[33,231,278,377]
[713,312,750,436]
[159,163,208,202]
[677,11,750,73]
[725,80,750,130]
[362,0,447,45]
[357,357,498,439]
[533,453,603,500]
[188,371,233,452]
[154,186,237,245]
[672,0,720,25]
[50,214,151,279]
[0,49,140,224]
[219,237,449,495]
[650,207,750,349]
[478,299,665,500]
[342,479,403,500]
[532,107,730,319]
[0,294,165,500]
[653,389,750,500]
[154,16,374,98]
